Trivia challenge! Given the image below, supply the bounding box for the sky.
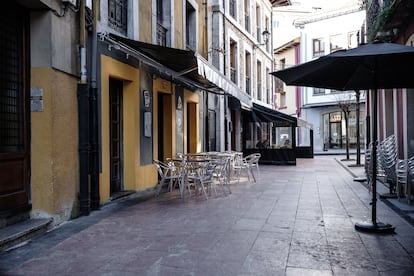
[290,0,357,9]
[272,0,361,47]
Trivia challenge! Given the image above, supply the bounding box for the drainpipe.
[222,1,227,151]
[78,0,90,216]
[89,0,100,210]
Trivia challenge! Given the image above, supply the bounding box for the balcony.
[156,23,167,47]
[257,83,262,101]
[230,67,237,84]
[275,78,284,93]
[246,77,251,95]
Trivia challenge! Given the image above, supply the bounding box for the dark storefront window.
[323,111,365,149]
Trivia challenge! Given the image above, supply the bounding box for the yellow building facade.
[2,0,211,227]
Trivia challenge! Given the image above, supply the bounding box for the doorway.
[0,3,30,213]
[157,93,172,162]
[187,102,197,153]
[207,110,216,151]
[109,78,123,195]
[329,121,342,148]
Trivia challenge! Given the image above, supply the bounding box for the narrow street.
[1,156,413,275]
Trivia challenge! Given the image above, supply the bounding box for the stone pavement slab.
[1,156,413,276]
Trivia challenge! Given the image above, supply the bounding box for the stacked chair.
[365,141,384,193]
[378,134,398,194]
[396,156,414,203]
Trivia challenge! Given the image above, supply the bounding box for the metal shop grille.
[0,8,24,153]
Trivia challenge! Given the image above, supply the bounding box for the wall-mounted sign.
[30,87,43,112]
[143,90,150,107]
[144,112,152,137]
[177,95,183,110]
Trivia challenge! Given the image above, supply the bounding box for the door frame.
[109,78,124,195]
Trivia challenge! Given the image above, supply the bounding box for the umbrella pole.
[355,89,395,234]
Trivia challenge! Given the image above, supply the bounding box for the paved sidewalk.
[1,156,414,275]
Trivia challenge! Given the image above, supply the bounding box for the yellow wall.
[153,79,175,161]
[31,67,79,222]
[184,90,200,153]
[152,80,201,159]
[100,55,158,203]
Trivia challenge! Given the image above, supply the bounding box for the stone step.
[0,218,53,251]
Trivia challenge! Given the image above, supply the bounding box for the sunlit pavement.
[1,156,414,275]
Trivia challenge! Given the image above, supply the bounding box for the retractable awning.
[101,33,251,107]
[196,55,251,106]
[249,103,297,126]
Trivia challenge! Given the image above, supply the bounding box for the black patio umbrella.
[271,41,414,233]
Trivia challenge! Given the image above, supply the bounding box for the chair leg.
[209,180,217,197]
[225,174,231,194]
[199,180,209,200]
[221,178,227,196]
[236,169,241,183]
[156,179,165,197]
[249,167,256,183]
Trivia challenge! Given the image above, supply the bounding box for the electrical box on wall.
[31,88,43,112]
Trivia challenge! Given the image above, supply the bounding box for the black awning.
[108,33,217,90]
[228,96,241,110]
[249,103,297,126]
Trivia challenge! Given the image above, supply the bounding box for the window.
[280,92,286,108]
[257,61,262,101]
[230,40,237,84]
[266,67,270,104]
[256,5,261,42]
[230,0,237,19]
[108,0,128,35]
[157,0,168,46]
[246,122,292,149]
[245,52,251,95]
[313,88,325,95]
[273,126,292,149]
[348,31,358,48]
[244,0,250,32]
[330,34,342,52]
[186,2,196,51]
[313,38,324,57]
[265,16,270,52]
[279,58,286,70]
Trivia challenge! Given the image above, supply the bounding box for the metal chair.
[243,153,261,183]
[153,159,182,197]
[407,156,414,204]
[212,156,232,196]
[187,160,217,200]
[231,152,251,183]
[249,153,261,178]
[378,134,398,194]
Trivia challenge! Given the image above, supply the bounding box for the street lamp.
[253,28,270,48]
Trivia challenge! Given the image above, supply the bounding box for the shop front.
[322,110,365,150]
[243,103,302,165]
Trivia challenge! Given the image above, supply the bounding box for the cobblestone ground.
[1,156,414,275]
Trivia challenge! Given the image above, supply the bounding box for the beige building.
[273,37,300,117]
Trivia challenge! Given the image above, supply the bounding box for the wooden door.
[109,79,123,195]
[0,3,30,212]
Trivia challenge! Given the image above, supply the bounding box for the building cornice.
[274,37,300,54]
[294,5,363,28]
